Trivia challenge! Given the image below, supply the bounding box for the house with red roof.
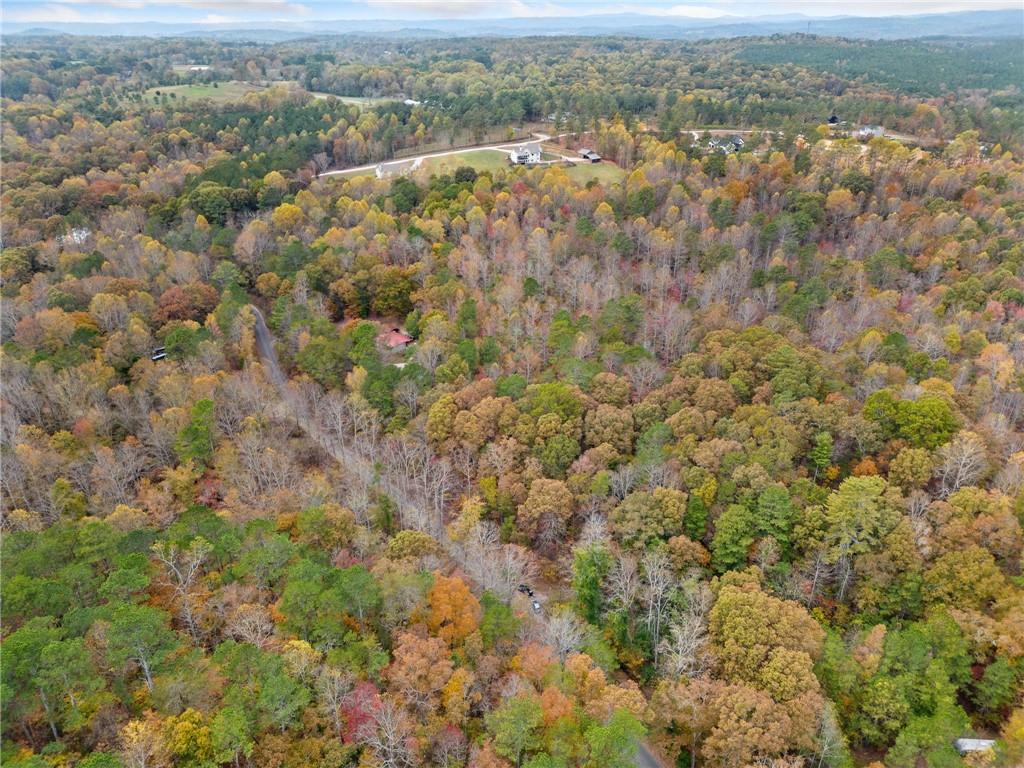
[379,327,414,351]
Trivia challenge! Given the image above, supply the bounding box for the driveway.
[319,132,586,178]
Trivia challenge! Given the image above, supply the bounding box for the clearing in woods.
[565,161,627,184]
[143,81,395,106]
[142,80,265,104]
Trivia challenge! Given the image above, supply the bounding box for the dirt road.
[250,305,666,768]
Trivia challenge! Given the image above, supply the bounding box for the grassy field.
[418,149,512,176]
[565,162,627,185]
[143,81,265,104]
[328,168,378,180]
[143,81,395,107]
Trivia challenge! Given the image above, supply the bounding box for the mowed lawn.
[565,161,627,185]
[417,149,512,175]
[143,81,263,104]
[143,81,394,107]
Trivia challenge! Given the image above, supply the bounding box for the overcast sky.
[4,0,1018,25]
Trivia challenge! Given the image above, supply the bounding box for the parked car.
[517,584,535,597]
[531,600,542,614]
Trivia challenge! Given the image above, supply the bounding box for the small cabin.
[151,347,167,362]
[827,114,840,125]
[856,125,885,140]
[578,148,601,163]
[510,145,541,165]
[379,328,414,351]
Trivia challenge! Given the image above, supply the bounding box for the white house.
[856,125,885,140]
[954,738,995,755]
[510,145,541,165]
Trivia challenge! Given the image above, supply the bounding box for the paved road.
[319,132,587,178]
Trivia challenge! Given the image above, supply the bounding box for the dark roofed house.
[828,114,840,125]
[380,328,414,351]
[578,148,601,163]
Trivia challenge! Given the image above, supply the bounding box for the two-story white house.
[510,144,542,165]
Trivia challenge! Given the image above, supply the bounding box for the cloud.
[362,0,571,17]
[662,4,730,17]
[611,3,730,17]
[4,3,88,22]
[4,0,1018,24]
[49,0,312,12]
[364,0,499,17]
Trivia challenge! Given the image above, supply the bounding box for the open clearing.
[308,91,398,106]
[143,81,265,104]
[321,133,629,185]
[143,81,396,107]
[565,162,627,184]
[418,149,511,175]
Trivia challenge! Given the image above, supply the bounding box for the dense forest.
[1,30,1022,768]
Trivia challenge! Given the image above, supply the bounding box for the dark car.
[517,583,535,597]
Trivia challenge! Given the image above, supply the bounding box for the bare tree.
[610,463,639,501]
[394,377,421,417]
[538,609,585,663]
[430,725,468,768]
[641,549,674,667]
[460,522,537,600]
[311,151,330,176]
[625,358,665,399]
[606,553,641,612]
[316,665,354,738]
[151,537,212,643]
[91,438,148,509]
[994,453,1024,497]
[796,548,834,607]
[357,696,416,768]
[227,604,275,648]
[812,704,848,768]
[659,583,713,678]
[577,514,610,549]
[935,431,988,497]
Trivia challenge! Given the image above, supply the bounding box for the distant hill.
[4,9,1022,41]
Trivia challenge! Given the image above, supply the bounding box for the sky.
[3,0,1018,25]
